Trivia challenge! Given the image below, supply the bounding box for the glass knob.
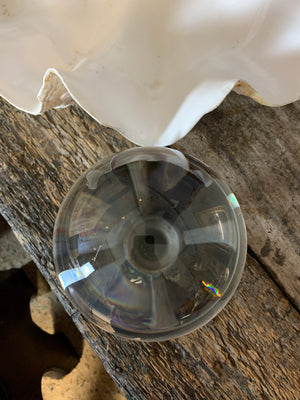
[54,147,247,341]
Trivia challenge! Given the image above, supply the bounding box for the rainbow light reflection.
[59,262,95,290]
[202,281,222,297]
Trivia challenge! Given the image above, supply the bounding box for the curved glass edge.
[108,188,247,342]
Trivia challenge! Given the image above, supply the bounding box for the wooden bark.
[174,95,300,310]
[0,93,299,400]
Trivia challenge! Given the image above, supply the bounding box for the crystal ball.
[53,147,247,341]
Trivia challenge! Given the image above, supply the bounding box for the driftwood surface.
[0,93,299,400]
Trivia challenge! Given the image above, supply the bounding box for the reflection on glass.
[54,147,247,341]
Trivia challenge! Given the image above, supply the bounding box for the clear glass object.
[53,147,247,341]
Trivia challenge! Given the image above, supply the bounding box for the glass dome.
[53,147,247,341]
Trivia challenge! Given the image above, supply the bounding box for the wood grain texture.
[0,93,299,399]
[174,95,300,310]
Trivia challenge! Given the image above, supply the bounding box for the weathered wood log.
[175,96,300,310]
[0,93,299,399]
